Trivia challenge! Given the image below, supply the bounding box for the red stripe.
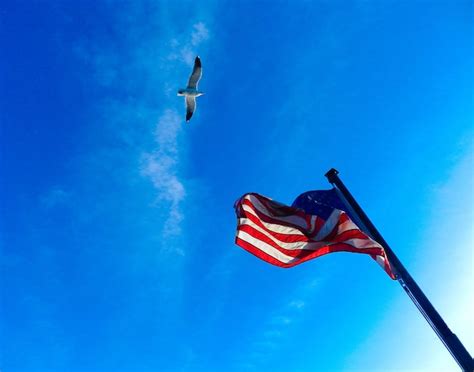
[242,201,360,245]
[321,218,340,241]
[235,192,396,279]
[238,224,311,258]
[236,237,292,267]
[242,199,311,232]
[332,228,375,243]
[242,212,311,243]
[252,193,308,219]
[239,203,381,252]
[244,197,338,242]
[310,216,325,238]
[240,216,379,252]
[241,210,373,247]
[237,223,384,258]
[235,236,385,268]
[378,252,396,279]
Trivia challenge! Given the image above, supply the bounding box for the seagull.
[177,56,204,122]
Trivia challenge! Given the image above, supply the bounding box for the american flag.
[234,189,395,279]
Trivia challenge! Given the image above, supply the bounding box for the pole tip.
[325,168,339,183]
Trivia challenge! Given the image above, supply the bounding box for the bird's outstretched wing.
[187,56,202,89]
[186,96,196,122]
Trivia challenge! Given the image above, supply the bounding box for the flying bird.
[177,56,204,122]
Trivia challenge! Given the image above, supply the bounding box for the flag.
[234,189,395,279]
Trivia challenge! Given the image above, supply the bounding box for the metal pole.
[325,168,473,372]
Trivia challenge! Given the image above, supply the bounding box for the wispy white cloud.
[139,21,210,246]
[191,22,210,46]
[140,109,185,239]
[289,300,305,309]
[168,22,210,66]
[75,16,211,253]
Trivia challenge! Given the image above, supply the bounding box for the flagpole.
[325,168,473,372]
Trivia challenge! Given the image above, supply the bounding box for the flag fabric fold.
[234,189,395,279]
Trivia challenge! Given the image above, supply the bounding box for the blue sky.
[1,1,473,371]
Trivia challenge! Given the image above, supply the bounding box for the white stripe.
[342,238,381,249]
[243,202,364,241]
[375,254,387,269]
[237,228,382,266]
[314,209,341,240]
[239,218,381,252]
[239,218,328,251]
[337,218,360,234]
[336,217,383,249]
[247,195,367,238]
[237,230,298,264]
[242,205,307,235]
[245,195,308,229]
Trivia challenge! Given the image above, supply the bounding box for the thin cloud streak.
[77,17,211,252]
[141,21,210,244]
[237,278,322,369]
[168,22,210,66]
[191,22,210,46]
[141,109,185,239]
